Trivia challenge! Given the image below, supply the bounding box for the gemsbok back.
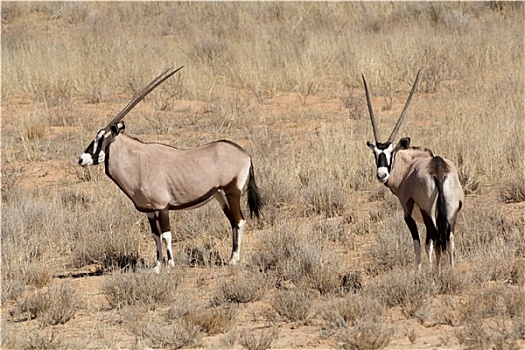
[362,70,464,274]
[79,67,262,273]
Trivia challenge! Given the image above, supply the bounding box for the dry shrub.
[184,307,237,336]
[500,176,525,203]
[22,330,65,350]
[238,327,279,350]
[132,319,203,350]
[320,295,384,329]
[251,220,344,295]
[10,282,79,326]
[340,317,394,350]
[435,269,469,295]
[1,188,61,293]
[102,269,181,310]
[215,267,272,304]
[461,285,525,322]
[366,215,414,275]
[455,319,522,350]
[456,206,523,283]
[271,287,314,323]
[368,268,435,317]
[415,296,462,327]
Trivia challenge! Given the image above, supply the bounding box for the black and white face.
[367,141,394,183]
[367,137,410,184]
[79,122,125,167]
[78,129,110,167]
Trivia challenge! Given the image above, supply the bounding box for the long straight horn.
[387,69,421,143]
[105,66,184,129]
[362,74,380,143]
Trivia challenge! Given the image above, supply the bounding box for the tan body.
[106,133,251,212]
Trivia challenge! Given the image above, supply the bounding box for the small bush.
[10,282,79,325]
[215,267,272,304]
[340,317,393,350]
[102,269,181,310]
[455,319,522,350]
[321,295,384,329]
[238,327,279,350]
[366,216,414,275]
[184,307,237,335]
[271,288,314,323]
[368,268,435,317]
[23,330,65,350]
[500,176,525,203]
[133,319,203,350]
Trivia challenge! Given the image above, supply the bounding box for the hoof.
[153,263,161,274]
[228,259,238,266]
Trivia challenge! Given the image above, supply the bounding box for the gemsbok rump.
[362,70,464,273]
[79,67,262,273]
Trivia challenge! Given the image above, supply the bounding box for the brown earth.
[2,90,524,349]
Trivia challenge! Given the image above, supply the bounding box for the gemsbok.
[79,67,262,273]
[362,70,464,274]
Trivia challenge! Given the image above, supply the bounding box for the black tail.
[434,174,450,252]
[247,162,262,219]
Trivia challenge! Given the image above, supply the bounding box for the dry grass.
[1,2,523,349]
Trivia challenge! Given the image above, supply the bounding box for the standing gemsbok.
[362,70,464,274]
[79,67,262,273]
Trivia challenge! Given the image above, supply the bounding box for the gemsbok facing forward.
[362,70,464,274]
[79,67,262,273]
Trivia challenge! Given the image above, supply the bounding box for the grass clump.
[238,327,279,350]
[340,317,393,350]
[321,295,384,329]
[184,307,237,336]
[271,287,315,323]
[215,267,272,304]
[10,282,79,326]
[102,269,181,310]
[500,176,525,203]
[132,319,203,350]
[368,268,435,317]
[22,330,66,350]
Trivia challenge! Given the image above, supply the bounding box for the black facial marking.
[377,152,389,169]
[376,142,392,150]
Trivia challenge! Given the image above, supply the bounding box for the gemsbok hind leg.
[215,189,246,265]
[147,210,174,274]
[422,211,440,274]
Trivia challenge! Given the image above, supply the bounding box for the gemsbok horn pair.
[362,70,464,274]
[79,67,262,273]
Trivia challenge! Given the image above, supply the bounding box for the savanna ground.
[1,2,524,350]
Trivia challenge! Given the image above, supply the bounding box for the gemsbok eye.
[78,67,262,274]
[363,70,464,275]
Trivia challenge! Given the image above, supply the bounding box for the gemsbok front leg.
[404,199,423,272]
[147,210,174,273]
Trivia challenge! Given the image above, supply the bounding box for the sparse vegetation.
[1,2,523,349]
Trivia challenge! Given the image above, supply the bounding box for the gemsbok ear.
[396,137,411,150]
[367,141,376,150]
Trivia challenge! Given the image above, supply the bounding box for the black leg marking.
[421,211,438,246]
[158,210,171,233]
[147,215,161,236]
[404,199,419,242]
